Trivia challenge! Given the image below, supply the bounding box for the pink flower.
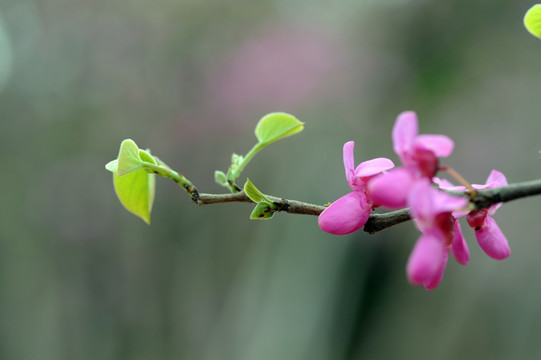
[435,170,511,261]
[406,180,468,290]
[368,111,454,208]
[318,141,394,235]
[466,170,510,260]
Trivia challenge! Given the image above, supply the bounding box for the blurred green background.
[1,0,541,359]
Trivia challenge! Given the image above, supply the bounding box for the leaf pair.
[244,179,276,219]
[105,139,156,224]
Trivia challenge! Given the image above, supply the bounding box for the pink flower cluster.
[318,111,510,290]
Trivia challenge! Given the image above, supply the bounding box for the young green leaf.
[524,4,541,39]
[255,112,304,146]
[113,167,155,224]
[214,170,228,186]
[244,179,272,203]
[117,139,143,176]
[231,153,243,165]
[249,202,274,220]
[105,159,119,173]
[138,149,157,165]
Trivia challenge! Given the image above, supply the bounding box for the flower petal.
[392,111,418,163]
[433,178,469,213]
[354,157,394,178]
[475,216,510,260]
[431,189,469,214]
[406,233,445,288]
[408,179,435,225]
[471,170,508,215]
[318,192,371,235]
[414,134,454,158]
[343,141,356,189]
[433,179,470,218]
[486,169,508,187]
[451,219,469,265]
[472,170,508,191]
[343,141,355,175]
[433,177,457,190]
[423,246,449,291]
[367,167,415,209]
[486,170,508,215]
[409,180,467,229]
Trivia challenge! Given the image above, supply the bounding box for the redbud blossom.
[436,170,511,261]
[318,141,394,235]
[468,170,510,260]
[368,111,454,208]
[407,180,468,290]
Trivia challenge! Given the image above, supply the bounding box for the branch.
[195,192,326,216]
[365,179,541,234]
[468,179,541,209]
[183,179,541,235]
[363,209,411,234]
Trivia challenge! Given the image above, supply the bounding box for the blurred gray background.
[1,0,541,359]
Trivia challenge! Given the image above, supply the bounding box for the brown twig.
[183,179,541,235]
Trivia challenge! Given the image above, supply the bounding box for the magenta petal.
[475,216,510,260]
[431,190,468,214]
[406,234,445,287]
[343,141,356,188]
[414,179,467,214]
[433,177,457,190]
[354,157,395,178]
[318,192,370,235]
[408,179,435,226]
[408,180,467,230]
[414,134,454,158]
[343,141,355,175]
[423,247,449,291]
[367,168,414,209]
[486,169,508,187]
[485,170,508,215]
[451,219,469,265]
[472,170,508,191]
[392,111,418,161]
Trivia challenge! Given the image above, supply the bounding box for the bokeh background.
[1,0,541,359]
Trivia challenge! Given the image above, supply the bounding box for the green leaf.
[255,112,304,145]
[214,170,228,186]
[105,159,118,173]
[113,167,155,224]
[249,202,274,220]
[138,149,157,165]
[117,139,143,176]
[231,153,243,165]
[244,179,271,203]
[525,4,541,39]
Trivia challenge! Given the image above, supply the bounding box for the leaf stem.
[142,162,200,202]
[237,143,264,174]
[225,143,265,192]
